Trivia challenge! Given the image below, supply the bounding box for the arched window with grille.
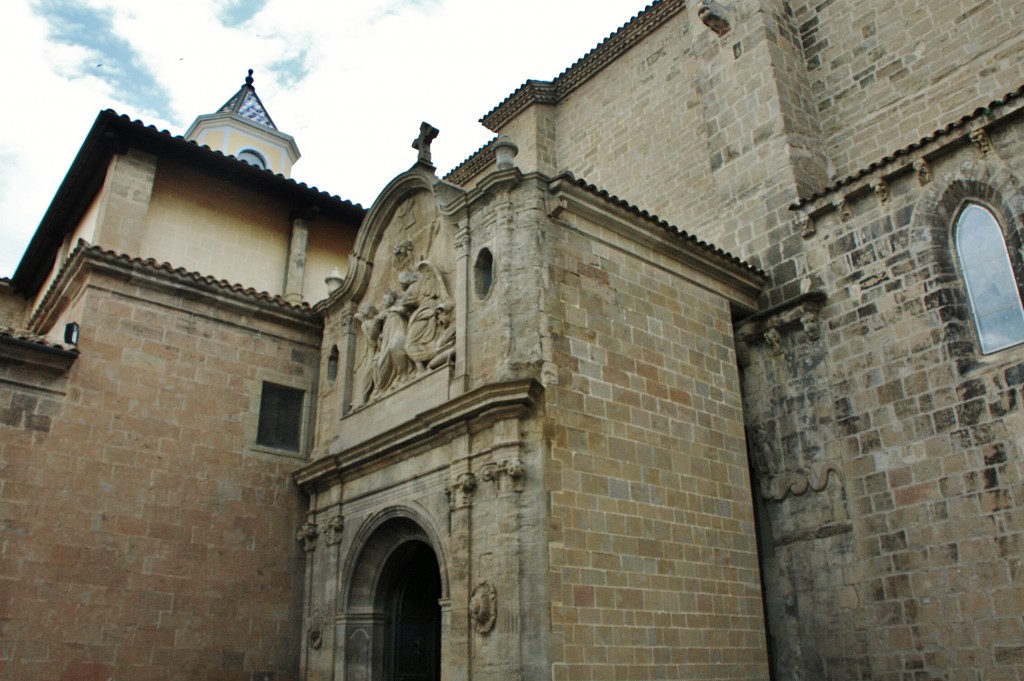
[954,202,1024,353]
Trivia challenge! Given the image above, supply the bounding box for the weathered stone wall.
[0,280,27,327]
[742,109,1024,678]
[540,196,769,680]
[1,263,318,680]
[792,0,1024,181]
[489,0,827,300]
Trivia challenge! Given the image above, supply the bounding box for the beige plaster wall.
[144,158,291,296]
[305,220,356,304]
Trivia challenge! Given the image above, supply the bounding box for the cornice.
[479,0,686,132]
[294,379,543,489]
[0,326,79,373]
[547,173,766,302]
[30,241,321,334]
[792,82,1024,216]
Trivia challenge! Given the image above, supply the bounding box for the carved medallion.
[470,580,497,635]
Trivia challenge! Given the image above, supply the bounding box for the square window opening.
[257,382,305,452]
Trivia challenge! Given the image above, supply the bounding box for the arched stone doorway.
[341,514,447,681]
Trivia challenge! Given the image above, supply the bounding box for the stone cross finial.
[412,122,440,165]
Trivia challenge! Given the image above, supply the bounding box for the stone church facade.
[2,1,1023,680]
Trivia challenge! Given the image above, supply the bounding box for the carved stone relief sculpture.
[470,581,497,635]
[351,255,455,409]
[297,521,319,553]
[308,607,325,650]
[735,291,826,358]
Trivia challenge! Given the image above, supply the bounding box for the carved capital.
[480,458,526,492]
[447,471,477,509]
[835,198,852,222]
[800,309,821,340]
[736,291,827,356]
[763,325,784,356]
[470,581,497,635]
[795,213,815,238]
[297,522,319,553]
[698,0,731,36]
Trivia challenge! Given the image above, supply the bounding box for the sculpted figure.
[428,302,456,370]
[374,288,413,394]
[402,261,452,370]
[351,302,381,409]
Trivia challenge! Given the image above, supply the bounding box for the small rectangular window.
[256,382,304,451]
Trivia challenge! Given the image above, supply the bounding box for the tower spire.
[183,69,300,176]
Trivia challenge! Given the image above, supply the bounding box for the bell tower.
[184,69,300,177]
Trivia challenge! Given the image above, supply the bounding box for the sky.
[0,0,648,278]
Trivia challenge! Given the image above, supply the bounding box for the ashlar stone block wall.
[1,260,319,681]
[743,109,1024,679]
[540,186,769,680]
[792,0,1024,181]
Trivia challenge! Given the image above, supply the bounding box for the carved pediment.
[348,177,458,410]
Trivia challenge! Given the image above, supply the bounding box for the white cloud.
[1,0,643,277]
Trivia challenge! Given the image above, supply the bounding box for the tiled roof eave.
[479,0,685,132]
[792,83,1024,212]
[10,110,365,297]
[549,173,767,286]
[29,241,322,335]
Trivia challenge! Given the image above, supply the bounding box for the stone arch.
[343,506,449,610]
[341,167,443,303]
[911,157,1024,357]
[338,507,449,681]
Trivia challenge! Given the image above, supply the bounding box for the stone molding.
[790,83,1024,226]
[479,0,686,132]
[294,379,543,490]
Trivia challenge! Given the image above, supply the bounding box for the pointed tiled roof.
[217,69,277,129]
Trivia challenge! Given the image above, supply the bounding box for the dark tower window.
[237,148,267,169]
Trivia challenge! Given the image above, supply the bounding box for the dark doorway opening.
[386,541,441,681]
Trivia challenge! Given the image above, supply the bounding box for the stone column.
[286,207,317,303]
[451,222,471,396]
[445,429,473,681]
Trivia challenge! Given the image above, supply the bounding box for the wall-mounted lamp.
[64,322,80,346]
